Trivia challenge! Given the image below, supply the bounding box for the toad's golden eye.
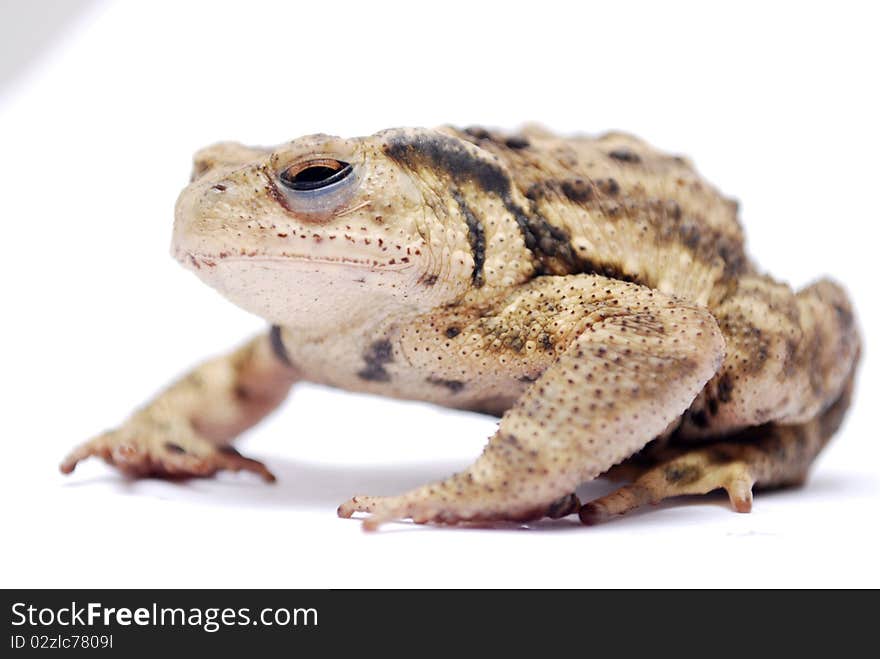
[278,159,353,191]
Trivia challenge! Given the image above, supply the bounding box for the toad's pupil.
[280,162,352,192]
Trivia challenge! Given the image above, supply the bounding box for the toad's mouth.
[173,247,417,273]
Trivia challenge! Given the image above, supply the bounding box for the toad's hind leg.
[580,367,856,524]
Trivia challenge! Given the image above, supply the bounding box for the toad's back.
[447,125,748,308]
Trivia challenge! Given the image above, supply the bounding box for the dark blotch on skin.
[445,326,461,338]
[505,135,530,149]
[716,373,734,403]
[427,377,466,393]
[464,126,490,139]
[505,196,579,274]
[524,182,545,201]
[525,178,594,204]
[357,339,394,382]
[577,258,642,284]
[452,190,486,287]
[384,132,511,197]
[664,464,702,485]
[690,409,709,428]
[658,205,746,284]
[511,193,644,284]
[608,148,641,163]
[165,442,186,454]
[679,224,702,250]
[420,273,438,286]
[597,178,620,195]
[716,241,747,281]
[526,178,595,204]
[708,447,736,464]
[707,398,719,416]
[561,179,593,203]
[783,338,799,377]
[269,325,294,368]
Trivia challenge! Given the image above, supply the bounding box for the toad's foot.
[60,414,275,482]
[60,332,297,483]
[579,451,759,525]
[578,370,855,525]
[338,492,580,531]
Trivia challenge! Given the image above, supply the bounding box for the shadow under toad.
[61,454,869,532]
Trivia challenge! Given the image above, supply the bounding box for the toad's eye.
[275,158,358,218]
[279,160,353,191]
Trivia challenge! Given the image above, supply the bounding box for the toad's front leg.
[339,279,726,529]
[61,329,298,481]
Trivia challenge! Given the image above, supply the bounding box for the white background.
[1,0,877,588]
